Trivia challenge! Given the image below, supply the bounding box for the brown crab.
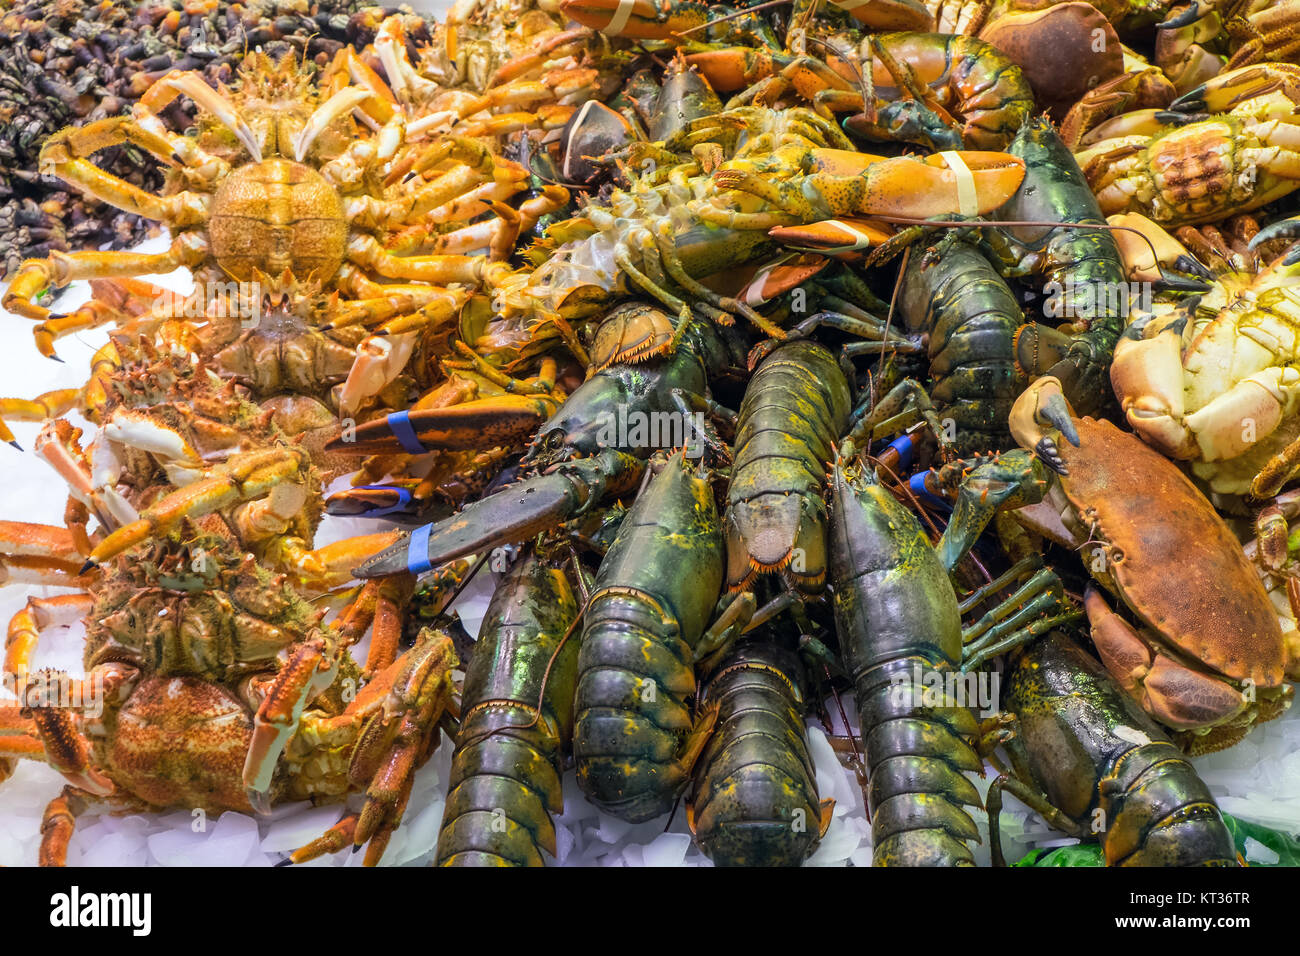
[1009,376,1297,754]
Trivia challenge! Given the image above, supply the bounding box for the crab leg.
[5,233,209,322]
[0,522,92,590]
[5,593,94,685]
[271,531,405,593]
[81,447,311,569]
[347,629,457,864]
[140,70,261,160]
[347,235,508,286]
[22,674,115,796]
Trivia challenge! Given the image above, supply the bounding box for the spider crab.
[0,530,457,867]
[0,345,458,864]
[0,47,549,411]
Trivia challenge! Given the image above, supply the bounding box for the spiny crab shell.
[82,531,354,812]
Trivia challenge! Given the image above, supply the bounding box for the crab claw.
[1156,1,1205,29]
[1249,214,1300,264]
[1169,63,1300,115]
[1009,376,1079,475]
[1107,213,1213,290]
[559,0,708,38]
[243,635,341,811]
[354,449,645,578]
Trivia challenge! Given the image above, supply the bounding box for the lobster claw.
[767,219,894,256]
[325,398,555,456]
[818,149,1027,219]
[559,0,708,38]
[325,484,445,522]
[354,449,645,578]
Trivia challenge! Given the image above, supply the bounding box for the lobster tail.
[573,453,724,822]
[690,634,827,867]
[435,550,580,866]
[855,659,983,866]
[829,457,984,866]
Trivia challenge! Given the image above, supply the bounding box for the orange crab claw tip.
[374,329,390,336]
[274,858,293,867]
[48,355,64,364]
[351,843,362,854]
[246,787,273,816]
[78,559,97,575]
[8,441,21,451]
[319,323,334,331]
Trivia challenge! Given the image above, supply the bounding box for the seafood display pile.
[3,0,1300,868]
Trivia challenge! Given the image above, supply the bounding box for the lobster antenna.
[870,217,1193,280]
[672,0,794,36]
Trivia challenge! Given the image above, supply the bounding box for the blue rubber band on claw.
[387,410,428,455]
[406,524,434,576]
[909,472,951,512]
[352,485,413,518]
[886,434,914,472]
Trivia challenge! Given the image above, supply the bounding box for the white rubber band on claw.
[939,150,979,218]
[605,0,637,35]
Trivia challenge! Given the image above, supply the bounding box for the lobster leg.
[960,561,1082,670]
[986,771,1088,867]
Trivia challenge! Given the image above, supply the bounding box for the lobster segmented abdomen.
[854,659,983,866]
[573,454,724,822]
[573,596,698,822]
[900,238,1026,455]
[1104,743,1238,867]
[690,634,825,866]
[1004,632,1237,867]
[435,552,579,867]
[725,340,851,593]
[829,460,984,866]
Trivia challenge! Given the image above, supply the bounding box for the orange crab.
[0,531,456,867]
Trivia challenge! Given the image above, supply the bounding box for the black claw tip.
[7,440,21,451]
[274,857,293,867]
[1036,438,1069,476]
[48,354,65,364]
[78,559,96,575]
